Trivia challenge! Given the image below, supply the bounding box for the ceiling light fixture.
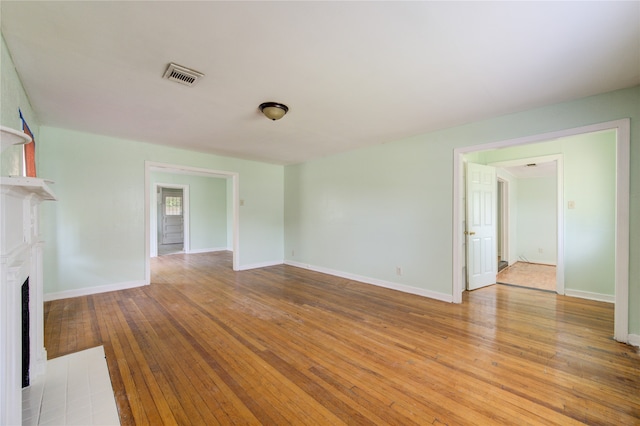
[259,102,289,121]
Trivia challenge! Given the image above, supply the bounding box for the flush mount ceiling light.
[259,102,289,121]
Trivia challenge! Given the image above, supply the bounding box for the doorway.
[144,162,240,283]
[453,119,630,343]
[492,158,559,292]
[464,156,560,293]
[150,183,190,257]
[158,186,186,256]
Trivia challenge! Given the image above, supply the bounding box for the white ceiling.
[501,161,557,179]
[2,1,638,165]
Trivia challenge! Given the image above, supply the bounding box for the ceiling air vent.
[163,63,204,87]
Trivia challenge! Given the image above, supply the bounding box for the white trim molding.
[628,334,640,348]
[188,247,228,254]
[237,260,284,271]
[286,260,453,303]
[613,119,631,344]
[44,280,147,302]
[564,289,615,304]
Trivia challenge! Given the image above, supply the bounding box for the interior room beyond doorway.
[454,119,629,343]
[464,128,619,300]
[493,159,558,292]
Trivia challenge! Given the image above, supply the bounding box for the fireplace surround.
[1,126,56,425]
[22,278,30,389]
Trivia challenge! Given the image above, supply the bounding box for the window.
[165,196,182,216]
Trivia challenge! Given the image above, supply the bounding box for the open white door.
[466,162,497,290]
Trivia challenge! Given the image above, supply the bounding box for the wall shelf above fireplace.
[0,176,57,201]
[0,125,31,154]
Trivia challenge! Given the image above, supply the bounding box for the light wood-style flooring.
[497,261,557,291]
[44,252,640,425]
[157,243,184,256]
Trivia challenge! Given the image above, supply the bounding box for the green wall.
[285,139,452,295]
[284,86,639,334]
[38,126,284,293]
[150,172,229,252]
[514,175,557,265]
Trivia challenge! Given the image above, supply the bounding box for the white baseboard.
[564,289,615,303]
[187,247,228,254]
[628,334,640,348]
[514,260,556,266]
[44,280,147,301]
[284,260,453,303]
[237,260,283,271]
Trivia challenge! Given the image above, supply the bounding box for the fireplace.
[22,278,30,388]
[1,175,56,425]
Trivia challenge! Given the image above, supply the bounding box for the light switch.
[568,201,575,209]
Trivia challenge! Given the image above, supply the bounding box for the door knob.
[465,231,476,235]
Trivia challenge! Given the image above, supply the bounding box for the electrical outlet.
[291,250,295,257]
[538,248,543,254]
[396,266,402,276]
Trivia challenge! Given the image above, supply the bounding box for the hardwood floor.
[44,252,640,425]
[497,261,557,292]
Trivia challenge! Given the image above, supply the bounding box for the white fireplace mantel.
[1,176,56,201]
[1,175,56,426]
[0,125,31,154]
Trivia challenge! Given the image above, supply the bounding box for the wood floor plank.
[95,293,148,426]
[44,252,640,425]
[118,297,211,426]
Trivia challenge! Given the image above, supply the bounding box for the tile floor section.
[497,261,557,291]
[22,346,120,425]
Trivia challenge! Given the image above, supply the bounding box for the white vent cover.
[163,63,204,86]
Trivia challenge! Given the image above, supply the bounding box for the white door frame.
[145,161,240,283]
[497,177,508,266]
[489,155,563,294]
[452,119,630,343]
[152,183,189,257]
